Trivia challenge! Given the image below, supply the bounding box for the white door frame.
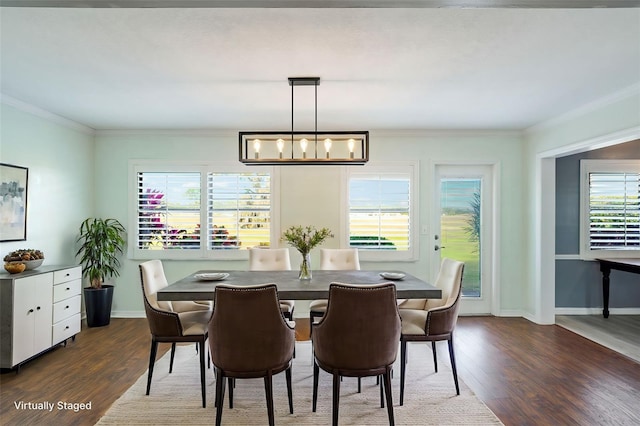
[533,126,640,325]
[431,161,500,316]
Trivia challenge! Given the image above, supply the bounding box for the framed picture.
[0,163,28,242]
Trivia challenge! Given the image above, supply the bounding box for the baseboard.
[111,311,146,318]
[498,309,526,318]
[555,307,640,315]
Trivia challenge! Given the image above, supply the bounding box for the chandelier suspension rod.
[315,82,318,159]
[238,76,368,166]
[291,82,294,159]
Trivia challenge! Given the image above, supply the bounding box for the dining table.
[156,269,441,302]
[596,258,640,318]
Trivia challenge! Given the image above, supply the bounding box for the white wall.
[94,129,526,317]
[0,103,94,266]
[3,89,637,323]
[523,87,640,323]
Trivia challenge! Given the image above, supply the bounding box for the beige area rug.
[96,341,502,425]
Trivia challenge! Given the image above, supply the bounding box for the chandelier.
[239,77,369,165]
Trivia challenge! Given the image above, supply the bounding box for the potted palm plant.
[76,218,126,327]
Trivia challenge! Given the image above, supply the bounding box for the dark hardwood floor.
[1,317,639,425]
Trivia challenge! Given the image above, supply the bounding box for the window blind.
[207,173,271,250]
[137,172,201,250]
[588,172,640,250]
[348,175,410,251]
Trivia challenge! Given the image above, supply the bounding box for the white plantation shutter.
[349,176,411,250]
[131,163,276,259]
[588,172,640,250]
[208,173,271,250]
[136,172,201,250]
[346,163,417,261]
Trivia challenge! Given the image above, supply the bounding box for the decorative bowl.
[379,272,406,280]
[20,259,44,270]
[4,262,26,274]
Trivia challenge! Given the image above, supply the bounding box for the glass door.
[434,165,493,314]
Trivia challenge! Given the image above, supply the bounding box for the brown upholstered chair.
[399,257,465,404]
[209,283,295,426]
[249,248,295,321]
[309,248,360,333]
[312,282,401,426]
[139,259,212,408]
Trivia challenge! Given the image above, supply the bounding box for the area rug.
[96,341,502,425]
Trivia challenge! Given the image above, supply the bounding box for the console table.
[596,258,640,318]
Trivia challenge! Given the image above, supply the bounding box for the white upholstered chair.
[139,259,212,408]
[142,259,212,313]
[399,257,465,404]
[309,248,360,332]
[248,248,295,320]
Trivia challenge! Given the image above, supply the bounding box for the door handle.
[434,245,446,251]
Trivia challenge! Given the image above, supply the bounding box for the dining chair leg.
[379,375,384,408]
[399,338,407,406]
[264,372,275,426]
[431,341,438,373]
[169,342,176,373]
[199,340,206,408]
[357,377,361,393]
[332,372,341,426]
[448,335,460,396]
[383,370,395,426]
[214,368,225,426]
[312,361,320,412]
[286,366,294,414]
[228,377,234,408]
[146,338,158,395]
[213,367,217,407]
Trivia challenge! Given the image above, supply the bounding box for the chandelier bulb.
[253,139,261,159]
[324,138,332,158]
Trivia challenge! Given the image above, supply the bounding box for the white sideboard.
[0,265,82,371]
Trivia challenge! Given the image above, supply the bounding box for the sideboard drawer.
[53,267,82,285]
[53,279,81,303]
[52,313,81,345]
[53,295,81,323]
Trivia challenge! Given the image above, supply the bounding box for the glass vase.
[299,252,312,280]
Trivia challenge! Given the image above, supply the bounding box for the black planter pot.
[84,285,114,327]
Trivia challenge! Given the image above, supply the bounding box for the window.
[343,162,418,261]
[580,160,640,259]
[137,172,201,251]
[207,173,271,250]
[130,162,277,260]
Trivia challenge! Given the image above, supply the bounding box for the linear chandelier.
[239,77,369,165]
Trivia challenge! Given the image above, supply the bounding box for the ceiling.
[1,3,639,131]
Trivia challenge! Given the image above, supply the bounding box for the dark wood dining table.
[156,270,441,302]
[596,258,640,318]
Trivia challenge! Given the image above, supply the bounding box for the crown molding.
[1,0,638,8]
[371,129,523,138]
[1,94,95,135]
[525,83,640,136]
[94,128,238,137]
